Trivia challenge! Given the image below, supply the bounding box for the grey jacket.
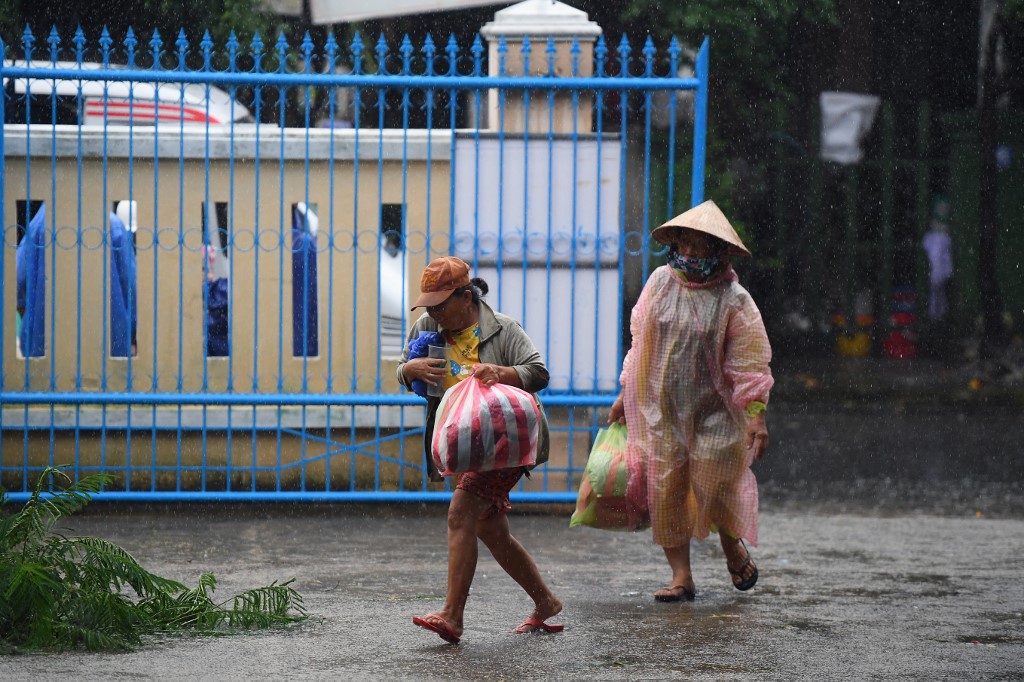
[396,300,551,482]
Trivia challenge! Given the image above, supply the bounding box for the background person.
[608,200,773,601]
[397,256,563,644]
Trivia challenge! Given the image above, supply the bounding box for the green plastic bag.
[570,423,647,531]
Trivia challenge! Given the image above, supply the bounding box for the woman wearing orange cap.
[608,200,774,602]
[398,256,562,644]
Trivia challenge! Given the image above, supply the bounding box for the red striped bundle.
[431,376,541,476]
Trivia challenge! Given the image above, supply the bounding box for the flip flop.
[728,541,759,592]
[412,613,461,644]
[654,584,696,602]
[513,616,564,634]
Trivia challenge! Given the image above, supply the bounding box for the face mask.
[668,248,720,278]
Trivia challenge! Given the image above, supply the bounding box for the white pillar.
[479,0,602,134]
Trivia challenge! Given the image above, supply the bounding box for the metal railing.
[1,27,708,501]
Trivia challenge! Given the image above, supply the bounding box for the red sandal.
[513,616,564,634]
[412,613,461,644]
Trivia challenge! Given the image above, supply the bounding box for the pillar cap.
[480,0,601,40]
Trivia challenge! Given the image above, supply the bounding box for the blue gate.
[0,27,708,502]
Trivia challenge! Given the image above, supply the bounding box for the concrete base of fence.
[1,404,425,430]
[1,407,596,497]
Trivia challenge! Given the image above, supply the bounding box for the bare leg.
[477,511,562,630]
[415,489,491,638]
[655,542,695,601]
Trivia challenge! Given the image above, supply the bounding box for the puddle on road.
[597,654,644,669]
[980,611,1024,623]
[960,634,1024,645]
[785,596,830,607]
[597,654,765,676]
[899,573,952,584]
[872,572,960,597]
[684,662,765,674]
[817,548,877,563]
[913,588,961,597]
[830,587,901,598]
[781,619,833,634]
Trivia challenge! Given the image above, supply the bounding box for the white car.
[3,59,253,126]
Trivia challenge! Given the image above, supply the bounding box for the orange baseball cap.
[410,256,471,309]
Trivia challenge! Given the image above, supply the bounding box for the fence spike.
[301,30,314,68]
[250,31,264,72]
[21,25,36,60]
[445,34,458,76]
[125,27,138,62]
[350,31,364,74]
[422,33,435,76]
[642,35,656,77]
[595,34,607,76]
[324,31,337,61]
[400,34,413,74]
[149,27,162,58]
[545,36,556,76]
[375,33,389,75]
[275,30,289,72]
[617,34,631,73]
[201,29,214,70]
[100,26,113,65]
[226,30,239,67]
[72,25,86,59]
[47,26,60,55]
[175,29,189,69]
[471,34,483,77]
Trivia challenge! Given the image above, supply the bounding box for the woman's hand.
[608,393,625,425]
[403,356,447,388]
[471,363,520,388]
[746,413,769,460]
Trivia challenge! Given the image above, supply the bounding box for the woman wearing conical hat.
[608,200,774,601]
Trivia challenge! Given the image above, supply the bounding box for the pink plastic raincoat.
[621,265,773,547]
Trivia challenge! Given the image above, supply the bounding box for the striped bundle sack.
[431,375,541,476]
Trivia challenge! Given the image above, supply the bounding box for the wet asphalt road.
[3,400,1024,679]
[760,400,1024,517]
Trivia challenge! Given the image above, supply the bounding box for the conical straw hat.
[650,200,751,257]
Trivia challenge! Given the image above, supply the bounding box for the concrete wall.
[1,125,605,493]
[2,125,451,397]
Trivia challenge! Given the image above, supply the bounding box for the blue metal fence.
[0,27,708,502]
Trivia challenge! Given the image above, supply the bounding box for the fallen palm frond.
[1,466,306,653]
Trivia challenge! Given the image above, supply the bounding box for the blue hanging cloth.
[202,203,230,357]
[16,203,46,358]
[109,212,138,357]
[291,205,319,357]
[205,277,230,357]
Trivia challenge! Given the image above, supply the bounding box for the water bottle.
[427,345,446,397]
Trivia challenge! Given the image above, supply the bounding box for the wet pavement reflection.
[4,398,1023,679]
